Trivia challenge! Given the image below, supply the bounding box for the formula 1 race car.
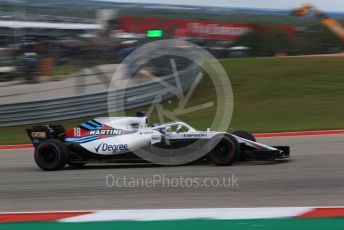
[26,114,290,171]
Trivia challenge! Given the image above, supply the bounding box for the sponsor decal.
[95,142,102,152]
[120,17,297,41]
[120,16,251,40]
[183,133,208,138]
[31,132,46,138]
[188,22,249,36]
[152,136,160,140]
[95,142,129,153]
[90,129,122,135]
[140,131,154,134]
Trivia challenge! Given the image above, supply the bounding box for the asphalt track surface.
[0,134,343,212]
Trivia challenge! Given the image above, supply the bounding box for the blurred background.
[1,0,344,144]
[1,1,344,222]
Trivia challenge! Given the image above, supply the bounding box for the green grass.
[223,57,344,132]
[1,57,344,145]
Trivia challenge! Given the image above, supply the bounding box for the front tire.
[232,130,255,161]
[34,139,69,171]
[208,134,240,166]
[232,130,256,142]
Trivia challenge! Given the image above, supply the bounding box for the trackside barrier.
[0,65,199,127]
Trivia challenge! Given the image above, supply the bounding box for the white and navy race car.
[26,114,290,171]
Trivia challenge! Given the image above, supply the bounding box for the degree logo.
[95,142,128,153]
[95,142,103,152]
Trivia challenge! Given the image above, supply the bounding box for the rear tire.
[208,134,240,166]
[34,139,69,171]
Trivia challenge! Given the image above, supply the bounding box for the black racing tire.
[34,139,69,171]
[232,130,256,161]
[208,134,240,166]
[232,130,256,142]
[68,163,86,168]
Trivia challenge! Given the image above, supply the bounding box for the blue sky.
[99,0,344,12]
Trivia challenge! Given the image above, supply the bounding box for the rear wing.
[26,124,65,147]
